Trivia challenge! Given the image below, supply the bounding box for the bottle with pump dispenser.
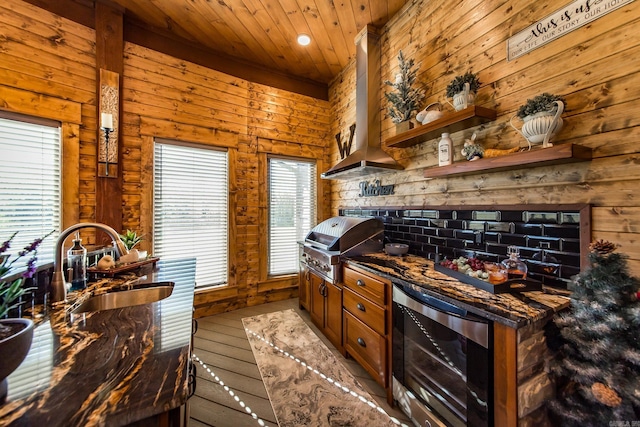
[67,232,87,291]
[501,245,528,279]
[438,133,453,166]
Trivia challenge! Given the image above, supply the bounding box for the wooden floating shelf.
[386,105,497,148]
[423,143,593,178]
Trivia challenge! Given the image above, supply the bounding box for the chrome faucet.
[51,222,129,303]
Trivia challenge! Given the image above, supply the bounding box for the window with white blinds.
[268,157,316,276]
[0,115,61,266]
[153,140,228,289]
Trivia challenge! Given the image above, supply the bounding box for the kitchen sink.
[72,282,174,313]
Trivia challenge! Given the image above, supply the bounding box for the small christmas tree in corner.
[547,239,640,426]
[384,50,425,125]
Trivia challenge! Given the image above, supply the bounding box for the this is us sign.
[507,0,634,61]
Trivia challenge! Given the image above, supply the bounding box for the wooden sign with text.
[507,0,634,61]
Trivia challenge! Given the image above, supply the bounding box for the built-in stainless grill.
[302,216,384,283]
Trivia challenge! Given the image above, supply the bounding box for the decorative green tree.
[384,50,425,124]
[547,240,640,426]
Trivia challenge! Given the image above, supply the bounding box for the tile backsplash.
[340,205,590,290]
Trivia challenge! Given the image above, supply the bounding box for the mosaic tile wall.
[340,206,589,290]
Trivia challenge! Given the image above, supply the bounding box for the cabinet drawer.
[343,266,386,306]
[343,287,386,335]
[343,311,387,387]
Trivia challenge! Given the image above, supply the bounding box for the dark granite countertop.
[0,258,196,427]
[345,253,570,329]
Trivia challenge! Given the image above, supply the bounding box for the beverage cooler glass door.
[392,284,492,427]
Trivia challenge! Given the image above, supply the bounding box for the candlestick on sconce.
[98,69,119,178]
[100,113,114,177]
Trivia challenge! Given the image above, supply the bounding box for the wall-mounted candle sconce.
[100,113,114,176]
[98,69,119,178]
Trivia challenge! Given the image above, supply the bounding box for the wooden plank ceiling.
[109,0,408,86]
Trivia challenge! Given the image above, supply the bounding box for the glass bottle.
[67,232,87,291]
[438,133,453,166]
[501,245,528,280]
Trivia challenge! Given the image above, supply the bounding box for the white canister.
[438,133,453,166]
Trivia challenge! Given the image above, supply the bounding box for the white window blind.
[268,157,316,276]
[154,141,228,289]
[0,115,61,266]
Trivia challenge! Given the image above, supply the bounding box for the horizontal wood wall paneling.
[257,138,325,157]
[0,65,94,106]
[3,1,96,56]
[257,277,298,293]
[19,0,95,29]
[592,231,640,260]
[138,117,240,147]
[0,85,82,124]
[124,43,249,97]
[0,1,94,112]
[329,0,640,272]
[119,32,331,315]
[123,72,248,119]
[592,207,640,233]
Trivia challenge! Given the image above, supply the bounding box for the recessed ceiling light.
[297,34,311,46]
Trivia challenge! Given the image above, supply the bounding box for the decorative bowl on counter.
[385,243,409,256]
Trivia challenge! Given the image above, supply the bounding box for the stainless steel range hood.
[321,25,403,180]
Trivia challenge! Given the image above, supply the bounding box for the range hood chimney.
[321,25,403,180]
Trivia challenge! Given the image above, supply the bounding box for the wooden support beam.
[95,1,124,239]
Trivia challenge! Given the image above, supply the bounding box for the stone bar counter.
[347,252,570,329]
[0,257,196,427]
[346,252,571,425]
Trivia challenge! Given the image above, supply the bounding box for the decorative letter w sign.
[336,123,356,160]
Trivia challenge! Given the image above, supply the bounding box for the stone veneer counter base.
[242,309,407,427]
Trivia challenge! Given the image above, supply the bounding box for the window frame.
[266,155,317,277]
[152,137,230,290]
[0,103,81,261]
[257,141,324,290]
[139,125,240,302]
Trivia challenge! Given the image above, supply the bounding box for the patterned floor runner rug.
[242,309,405,427]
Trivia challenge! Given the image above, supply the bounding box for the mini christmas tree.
[547,240,640,425]
[384,50,425,124]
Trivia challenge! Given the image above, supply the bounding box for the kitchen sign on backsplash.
[507,0,634,61]
[359,180,395,197]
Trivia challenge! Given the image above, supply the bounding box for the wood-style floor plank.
[189,298,409,427]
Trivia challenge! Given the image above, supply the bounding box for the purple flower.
[22,255,38,279]
[0,231,18,255]
[1,230,54,277]
[21,237,45,254]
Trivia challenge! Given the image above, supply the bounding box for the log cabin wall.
[328,0,640,276]
[0,0,333,316]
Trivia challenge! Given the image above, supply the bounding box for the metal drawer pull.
[356,303,366,312]
[357,337,366,347]
[356,279,365,287]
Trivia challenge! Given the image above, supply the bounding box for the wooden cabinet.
[309,272,343,353]
[298,263,311,311]
[342,264,392,402]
